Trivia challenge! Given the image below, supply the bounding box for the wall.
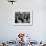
[0,0,46,41]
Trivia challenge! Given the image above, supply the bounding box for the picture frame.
[15,10,33,26]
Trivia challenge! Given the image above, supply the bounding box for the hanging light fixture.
[8,0,16,4]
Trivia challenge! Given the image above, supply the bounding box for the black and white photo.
[15,11,32,26]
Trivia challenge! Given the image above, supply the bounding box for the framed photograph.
[15,10,33,26]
